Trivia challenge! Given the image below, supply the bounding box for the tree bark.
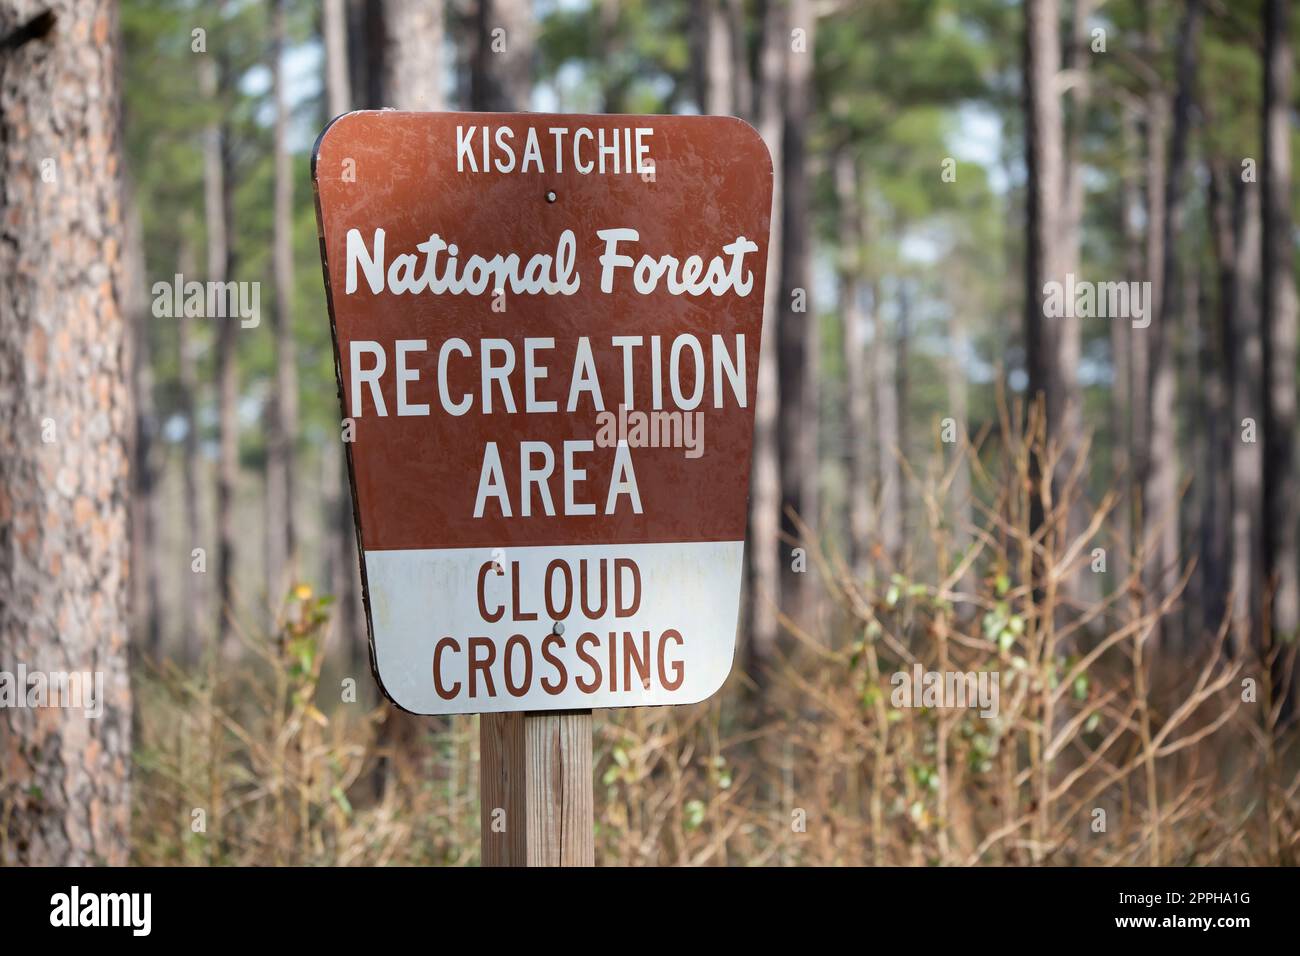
[125,191,161,658]
[895,280,911,554]
[1056,0,1095,604]
[1061,0,1096,269]
[202,26,238,658]
[1130,12,1164,637]
[944,270,973,596]
[726,0,751,121]
[1262,0,1298,644]
[1230,179,1265,653]
[873,279,902,566]
[1180,258,1204,642]
[347,0,383,110]
[323,0,351,117]
[836,150,871,578]
[596,0,626,113]
[1203,159,1235,640]
[176,221,204,664]
[266,0,299,607]
[1022,0,1063,463]
[778,0,816,617]
[0,0,133,865]
[1111,105,1139,596]
[692,0,735,116]
[382,0,444,110]
[471,0,532,112]
[746,0,786,671]
[1145,0,1201,647]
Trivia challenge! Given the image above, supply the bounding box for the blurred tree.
[202,5,240,659]
[126,190,162,657]
[266,0,301,602]
[324,0,351,116]
[835,149,872,578]
[698,0,751,116]
[1262,0,1298,654]
[1231,180,1265,653]
[1145,0,1201,648]
[473,0,533,110]
[1198,148,1233,640]
[748,0,787,671]
[322,0,369,686]
[121,0,210,664]
[1022,0,1064,534]
[1200,2,1267,651]
[382,0,445,109]
[779,0,818,621]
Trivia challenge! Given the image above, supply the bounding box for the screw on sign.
[312,112,773,864]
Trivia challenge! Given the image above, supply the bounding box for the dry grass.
[131,403,1300,866]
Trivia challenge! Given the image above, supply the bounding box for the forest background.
[1,0,1298,866]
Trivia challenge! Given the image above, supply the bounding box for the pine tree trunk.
[836,150,871,578]
[944,272,973,597]
[202,35,238,658]
[1180,263,1204,643]
[126,190,161,658]
[691,0,735,116]
[1057,0,1094,605]
[1131,9,1164,644]
[0,0,133,865]
[348,0,383,110]
[1146,0,1201,647]
[1230,180,1265,653]
[1262,0,1298,645]
[266,0,299,607]
[1203,160,1236,641]
[746,0,786,671]
[725,0,751,120]
[1111,106,1139,597]
[176,225,205,665]
[382,0,444,110]
[323,0,351,117]
[778,0,816,617]
[471,0,532,111]
[895,280,911,554]
[873,279,902,566]
[1022,0,1064,528]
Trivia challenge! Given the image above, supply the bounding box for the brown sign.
[313,111,772,714]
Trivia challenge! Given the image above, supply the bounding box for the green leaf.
[684,799,706,830]
[1073,674,1089,700]
[330,785,353,817]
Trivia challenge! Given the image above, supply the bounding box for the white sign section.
[368,542,742,712]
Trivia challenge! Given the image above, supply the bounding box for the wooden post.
[480,710,594,866]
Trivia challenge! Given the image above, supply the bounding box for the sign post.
[312,111,773,866]
[480,711,592,865]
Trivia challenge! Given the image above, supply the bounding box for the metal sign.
[313,111,773,714]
